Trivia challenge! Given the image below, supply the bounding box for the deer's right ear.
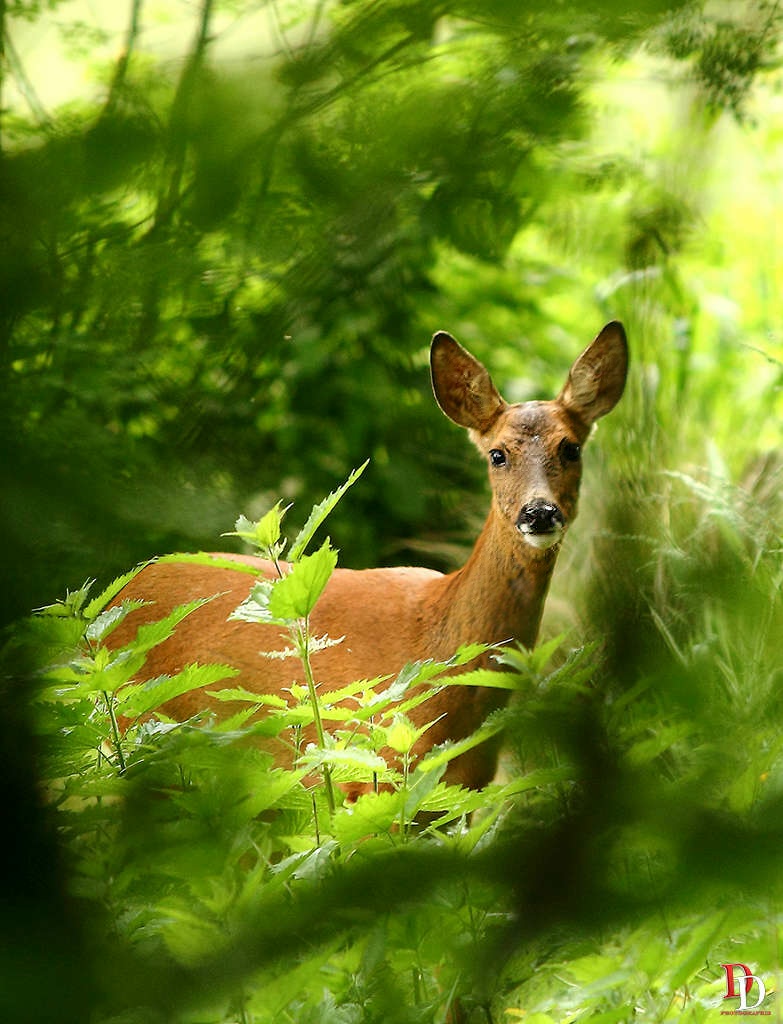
[430,331,507,433]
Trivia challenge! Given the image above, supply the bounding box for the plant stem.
[312,792,320,847]
[104,691,127,774]
[298,618,336,817]
[399,751,411,841]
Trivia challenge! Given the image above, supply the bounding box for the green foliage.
[8,477,562,1022]
[5,435,783,1021]
[0,0,733,622]
[2,1,783,1022]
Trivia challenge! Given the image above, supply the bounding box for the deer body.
[109,323,628,789]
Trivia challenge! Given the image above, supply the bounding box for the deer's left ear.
[558,321,628,425]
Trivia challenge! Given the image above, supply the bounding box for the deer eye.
[559,439,581,464]
[489,448,507,468]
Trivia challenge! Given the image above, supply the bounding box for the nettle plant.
[32,467,562,861]
[218,461,517,836]
[22,468,600,1024]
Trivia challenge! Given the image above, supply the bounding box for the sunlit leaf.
[268,540,338,620]
[83,566,150,620]
[116,662,239,718]
[417,716,506,774]
[289,461,369,560]
[225,503,291,553]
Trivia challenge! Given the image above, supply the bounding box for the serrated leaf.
[362,644,491,712]
[425,767,576,841]
[333,791,402,844]
[313,676,389,706]
[298,745,388,776]
[271,841,340,882]
[235,767,308,818]
[289,461,369,560]
[269,541,338,619]
[403,762,447,819]
[129,598,218,655]
[230,578,290,625]
[418,784,507,839]
[417,716,506,774]
[85,600,146,643]
[251,507,283,549]
[390,643,491,689]
[388,686,446,721]
[306,632,344,654]
[226,503,291,552]
[83,566,149,620]
[438,668,526,690]
[445,641,492,666]
[41,649,147,700]
[116,663,239,718]
[205,686,288,708]
[35,580,96,618]
[156,552,261,576]
[209,706,263,732]
[256,632,344,660]
[543,641,601,691]
[493,633,567,676]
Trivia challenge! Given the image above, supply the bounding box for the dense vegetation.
[1,1,782,1022]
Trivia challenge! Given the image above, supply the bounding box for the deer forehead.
[482,401,584,450]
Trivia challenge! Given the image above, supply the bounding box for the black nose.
[517,502,565,534]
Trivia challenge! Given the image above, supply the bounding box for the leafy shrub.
[5,454,782,1022]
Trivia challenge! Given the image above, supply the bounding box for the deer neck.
[429,505,559,654]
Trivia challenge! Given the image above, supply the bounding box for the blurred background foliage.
[1,0,783,1022]
[1,0,778,625]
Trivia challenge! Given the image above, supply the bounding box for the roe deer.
[108,323,628,790]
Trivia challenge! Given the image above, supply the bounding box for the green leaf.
[230,578,287,625]
[226,503,291,553]
[625,722,696,766]
[85,600,146,643]
[156,552,261,575]
[269,540,338,619]
[271,841,340,882]
[255,632,344,660]
[364,643,492,708]
[404,762,447,819]
[417,716,506,774]
[385,712,421,754]
[129,599,218,655]
[304,676,390,708]
[83,565,150,620]
[668,911,730,989]
[235,767,309,818]
[543,641,601,691]
[528,631,569,673]
[35,579,96,618]
[205,686,288,708]
[493,633,567,676]
[116,663,239,718]
[288,460,369,560]
[298,745,388,777]
[41,601,217,699]
[333,791,402,844]
[438,668,526,690]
